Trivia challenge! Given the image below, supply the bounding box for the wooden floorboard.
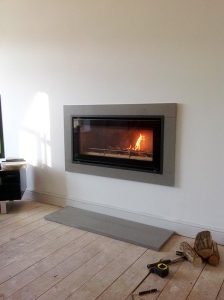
[0,200,223,300]
[0,228,85,285]
[0,222,58,268]
[37,238,131,300]
[100,235,186,300]
[156,260,205,300]
[0,206,59,247]
[0,223,70,270]
[187,246,224,300]
[66,243,146,300]
[2,232,99,299]
[216,280,224,300]
[0,201,53,229]
[6,234,107,300]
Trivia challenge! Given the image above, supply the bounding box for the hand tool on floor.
[132,288,158,300]
[146,255,186,278]
[147,256,186,270]
[139,288,158,296]
[131,254,186,298]
[149,262,169,278]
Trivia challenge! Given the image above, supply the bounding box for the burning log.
[87,147,152,160]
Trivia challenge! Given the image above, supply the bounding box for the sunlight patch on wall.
[20,92,52,167]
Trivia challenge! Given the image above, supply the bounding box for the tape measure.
[150,262,169,278]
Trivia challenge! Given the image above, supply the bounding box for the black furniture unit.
[0,168,26,213]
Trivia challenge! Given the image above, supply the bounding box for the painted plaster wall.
[0,1,224,233]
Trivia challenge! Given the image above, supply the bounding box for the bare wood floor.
[0,201,223,300]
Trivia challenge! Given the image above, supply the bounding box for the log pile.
[208,241,220,266]
[179,230,220,267]
[194,231,220,266]
[194,231,213,259]
[180,241,202,266]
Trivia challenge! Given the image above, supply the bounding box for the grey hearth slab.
[45,206,174,251]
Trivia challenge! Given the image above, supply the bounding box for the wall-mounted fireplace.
[73,116,163,173]
[64,103,177,186]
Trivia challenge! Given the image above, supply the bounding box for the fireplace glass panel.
[73,117,163,173]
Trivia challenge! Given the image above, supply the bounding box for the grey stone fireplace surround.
[64,103,177,186]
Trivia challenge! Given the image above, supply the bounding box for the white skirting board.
[24,190,224,245]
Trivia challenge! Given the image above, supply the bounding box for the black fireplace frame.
[72,116,164,174]
[64,103,177,186]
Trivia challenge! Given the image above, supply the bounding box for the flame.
[128,133,144,151]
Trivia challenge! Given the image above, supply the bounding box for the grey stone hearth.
[45,206,174,250]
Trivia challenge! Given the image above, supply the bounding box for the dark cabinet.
[0,168,26,201]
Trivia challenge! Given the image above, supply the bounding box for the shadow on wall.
[19,92,66,204]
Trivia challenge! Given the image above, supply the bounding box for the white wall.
[1,1,224,238]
